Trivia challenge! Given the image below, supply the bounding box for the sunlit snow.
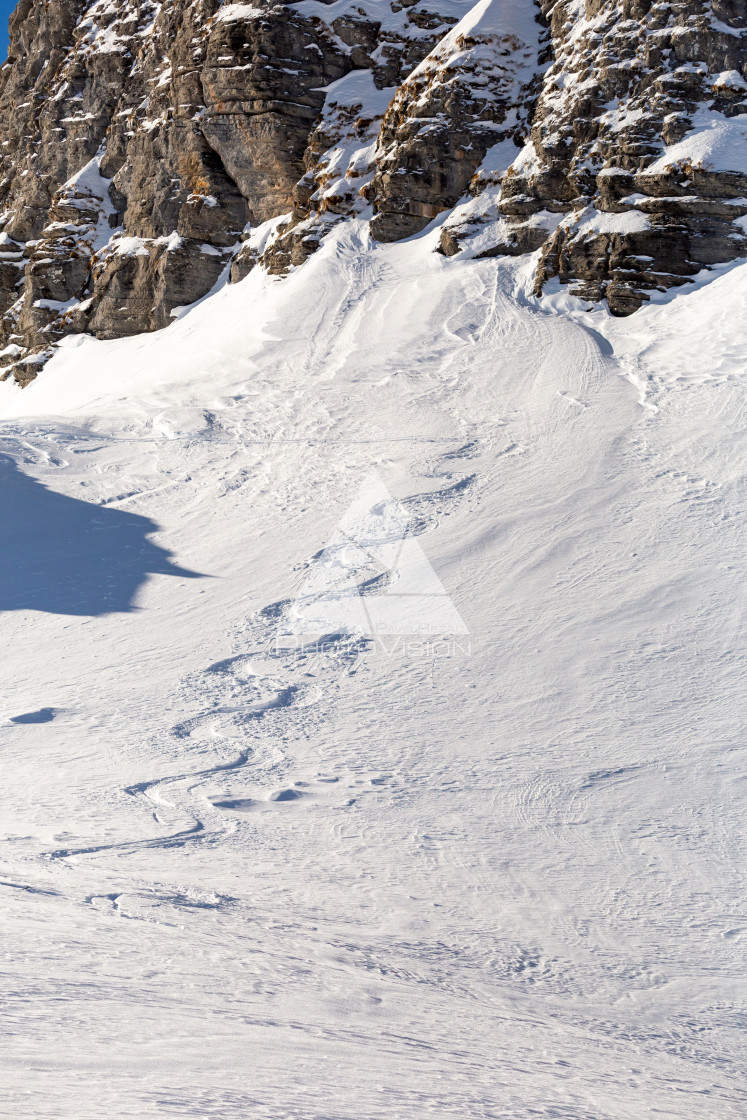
[0,220,745,1119]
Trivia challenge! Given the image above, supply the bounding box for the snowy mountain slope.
[0,225,746,1118]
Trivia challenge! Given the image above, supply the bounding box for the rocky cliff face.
[0,0,464,382]
[369,1,546,242]
[437,0,747,315]
[0,0,744,383]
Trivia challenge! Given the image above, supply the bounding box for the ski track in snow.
[0,222,745,1119]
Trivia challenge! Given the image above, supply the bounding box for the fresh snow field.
[0,221,745,1119]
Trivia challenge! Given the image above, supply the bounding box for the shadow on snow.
[0,454,201,615]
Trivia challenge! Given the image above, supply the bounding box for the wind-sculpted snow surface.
[0,225,745,1118]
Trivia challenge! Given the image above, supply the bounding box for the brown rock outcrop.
[439,0,747,313]
[0,0,469,382]
[369,3,545,241]
[1,0,746,384]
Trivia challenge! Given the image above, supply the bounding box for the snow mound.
[647,109,747,177]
